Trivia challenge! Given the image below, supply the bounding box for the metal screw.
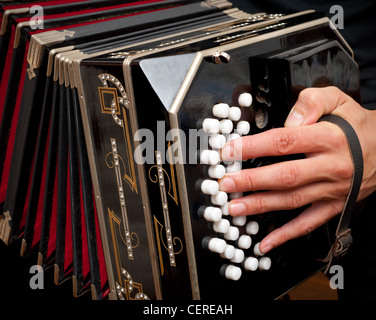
[212,51,231,64]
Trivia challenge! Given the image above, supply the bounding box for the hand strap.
[318,115,363,272]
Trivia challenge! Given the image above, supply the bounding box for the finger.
[219,156,331,193]
[285,86,350,127]
[227,181,347,216]
[259,200,343,254]
[221,121,344,161]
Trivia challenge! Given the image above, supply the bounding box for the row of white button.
[210,240,264,259]
[224,256,272,281]
[204,237,265,260]
[244,256,271,272]
[210,219,259,241]
[212,103,241,121]
[203,118,251,137]
[220,247,271,269]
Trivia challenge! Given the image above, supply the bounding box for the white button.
[209,134,226,149]
[238,235,252,249]
[208,165,226,179]
[220,202,230,216]
[227,133,241,141]
[228,107,241,121]
[213,219,230,233]
[211,191,228,206]
[230,248,245,263]
[220,244,235,260]
[232,216,246,227]
[202,207,222,222]
[229,192,243,200]
[238,93,253,107]
[244,257,258,271]
[246,221,259,235]
[236,121,250,135]
[202,118,220,134]
[259,257,272,271]
[226,161,242,173]
[224,226,239,241]
[201,180,219,195]
[224,265,242,281]
[200,150,220,165]
[212,103,230,118]
[253,242,264,257]
[207,238,226,254]
[219,119,233,134]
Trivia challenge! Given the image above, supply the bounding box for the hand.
[219,86,376,254]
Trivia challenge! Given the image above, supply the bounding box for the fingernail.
[285,107,305,127]
[229,201,247,216]
[260,244,273,254]
[218,177,235,191]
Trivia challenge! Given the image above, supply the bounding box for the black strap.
[318,114,364,272]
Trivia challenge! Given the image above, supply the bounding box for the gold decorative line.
[148,143,179,205]
[111,138,135,260]
[153,216,165,276]
[121,107,137,193]
[99,88,117,109]
[105,151,126,172]
[108,208,123,282]
[98,74,125,127]
[116,269,149,300]
[108,209,146,300]
[98,73,127,99]
[98,73,138,193]
[155,151,176,267]
[97,86,124,126]
[167,142,179,205]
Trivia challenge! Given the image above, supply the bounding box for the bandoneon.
[0,0,360,300]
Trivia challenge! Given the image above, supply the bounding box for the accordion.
[0,0,360,300]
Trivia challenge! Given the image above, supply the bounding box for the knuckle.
[298,88,320,107]
[279,164,299,188]
[253,195,268,213]
[285,191,303,209]
[298,221,314,236]
[243,172,256,190]
[328,86,344,98]
[299,88,314,100]
[273,131,296,155]
[335,184,352,199]
[326,126,347,149]
[335,161,353,180]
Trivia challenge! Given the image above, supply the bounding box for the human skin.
[219,86,376,254]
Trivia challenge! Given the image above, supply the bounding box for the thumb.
[285,86,349,127]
